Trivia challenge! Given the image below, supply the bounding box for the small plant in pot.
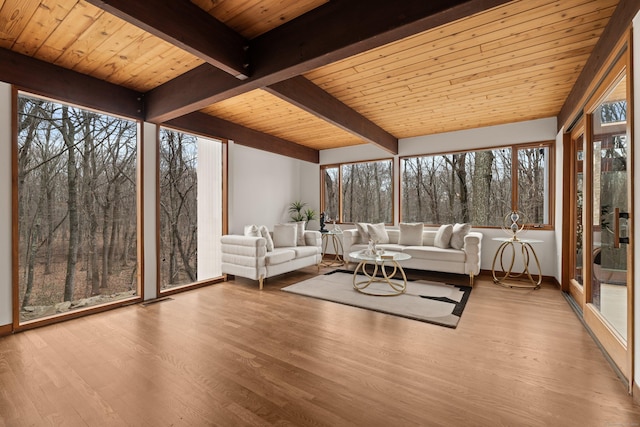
[288,201,307,222]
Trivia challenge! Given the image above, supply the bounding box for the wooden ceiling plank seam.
[480,9,615,53]
[0,0,41,49]
[165,112,320,163]
[84,0,249,79]
[145,0,513,122]
[12,0,74,56]
[264,76,398,154]
[34,1,104,63]
[63,14,129,75]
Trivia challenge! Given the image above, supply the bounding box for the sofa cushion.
[398,222,423,246]
[434,224,453,248]
[292,246,320,258]
[356,222,371,243]
[403,246,465,263]
[273,223,297,247]
[368,222,389,243]
[295,221,306,246]
[265,249,296,265]
[259,225,274,252]
[450,223,471,249]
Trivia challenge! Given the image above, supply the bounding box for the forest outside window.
[321,159,393,224]
[15,92,139,324]
[401,143,552,227]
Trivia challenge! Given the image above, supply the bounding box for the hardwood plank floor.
[1,267,639,426]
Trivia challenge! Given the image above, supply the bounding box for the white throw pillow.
[355,222,370,243]
[398,222,424,246]
[295,221,306,246]
[434,224,453,249]
[450,223,471,250]
[367,222,389,244]
[244,224,260,237]
[258,225,274,252]
[273,223,297,247]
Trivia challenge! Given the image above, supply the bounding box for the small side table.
[491,236,542,289]
[319,230,344,268]
[349,251,411,296]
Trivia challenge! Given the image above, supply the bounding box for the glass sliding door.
[589,73,629,340]
[158,128,224,292]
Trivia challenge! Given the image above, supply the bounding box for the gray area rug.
[282,270,472,328]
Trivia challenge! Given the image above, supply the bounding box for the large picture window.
[16,93,139,324]
[158,128,224,292]
[401,143,552,227]
[322,159,393,224]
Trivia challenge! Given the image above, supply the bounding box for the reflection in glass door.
[590,74,629,341]
[571,130,585,293]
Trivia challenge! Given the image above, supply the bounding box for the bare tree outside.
[17,93,138,322]
[341,160,392,223]
[159,130,198,289]
[401,145,549,227]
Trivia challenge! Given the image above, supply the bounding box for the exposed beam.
[0,48,143,119]
[145,0,512,122]
[265,76,398,154]
[558,0,639,131]
[165,112,319,164]
[85,0,249,79]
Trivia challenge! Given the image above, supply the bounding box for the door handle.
[614,207,630,248]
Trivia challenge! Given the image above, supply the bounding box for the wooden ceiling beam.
[265,76,398,154]
[84,0,249,79]
[0,48,143,119]
[145,0,512,123]
[165,112,319,164]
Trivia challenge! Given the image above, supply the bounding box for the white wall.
[321,117,559,275]
[227,142,320,234]
[0,82,12,326]
[142,122,158,301]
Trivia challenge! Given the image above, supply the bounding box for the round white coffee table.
[349,251,411,296]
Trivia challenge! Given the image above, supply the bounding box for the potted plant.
[288,201,307,222]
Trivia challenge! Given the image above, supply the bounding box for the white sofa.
[342,227,482,285]
[221,231,322,289]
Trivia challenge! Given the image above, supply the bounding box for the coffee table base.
[353,259,407,296]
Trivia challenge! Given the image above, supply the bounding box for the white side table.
[491,237,543,289]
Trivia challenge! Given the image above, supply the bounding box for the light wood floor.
[1,267,639,426]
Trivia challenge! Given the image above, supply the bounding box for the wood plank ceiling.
[0,0,628,161]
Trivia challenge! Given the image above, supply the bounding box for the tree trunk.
[62,106,79,303]
[472,151,494,225]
